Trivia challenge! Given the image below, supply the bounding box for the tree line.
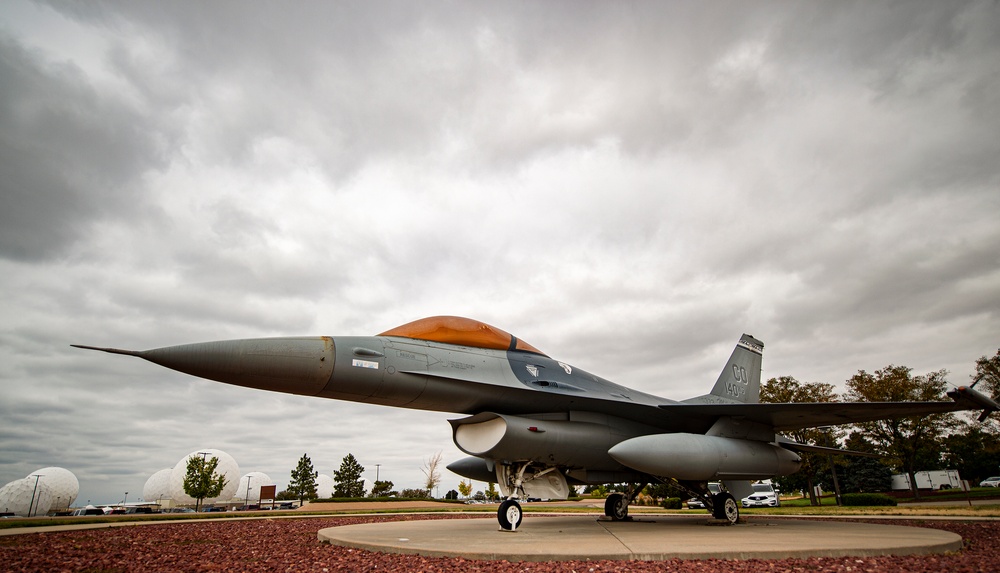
[275,451,447,504]
[761,348,1000,502]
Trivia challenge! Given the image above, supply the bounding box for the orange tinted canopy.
[378,316,547,356]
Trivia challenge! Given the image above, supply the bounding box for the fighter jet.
[74,316,998,530]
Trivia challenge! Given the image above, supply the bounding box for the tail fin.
[683,334,764,405]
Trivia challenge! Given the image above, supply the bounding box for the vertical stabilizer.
[683,334,764,405]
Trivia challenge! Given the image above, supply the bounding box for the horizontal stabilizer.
[776,436,882,458]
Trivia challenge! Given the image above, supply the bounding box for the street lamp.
[27,474,43,517]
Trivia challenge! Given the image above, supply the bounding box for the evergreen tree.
[333,453,366,497]
[287,453,319,504]
[370,480,394,497]
[183,454,228,511]
[943,423,1000,484]
[838,455,892,493]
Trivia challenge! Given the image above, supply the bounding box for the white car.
[741,483,780,507]
[979,476,1000,487]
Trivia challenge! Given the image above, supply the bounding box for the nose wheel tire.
[498,499,523,531]
[712,492,739,524]
[604,492,629,521]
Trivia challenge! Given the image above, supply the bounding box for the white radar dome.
[316,474,335,498]
[233,472,273,502]
[0,477,54,517]
[28,467,79,509]
[143,469,173,502]
[169,449,240,505]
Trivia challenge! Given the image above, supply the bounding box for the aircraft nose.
[75,337,336,396]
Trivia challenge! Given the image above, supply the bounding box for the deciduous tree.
[457,479,473,499]
[844,365,954,499]
[760,376,839,505]
[972,349,1000,401]
[183,454,228,512]
[421,451,443,497]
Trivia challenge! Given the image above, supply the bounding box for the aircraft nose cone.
[138,337,336,396]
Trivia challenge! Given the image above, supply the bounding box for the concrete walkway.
[318,514,963,561]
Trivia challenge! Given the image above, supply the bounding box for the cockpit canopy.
[378,316,547,356]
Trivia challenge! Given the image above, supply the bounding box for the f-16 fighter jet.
[74,316,998,530]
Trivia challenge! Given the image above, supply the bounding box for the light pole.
[27,474,43,517]
[124,492,128,507]
[375,464,381,483]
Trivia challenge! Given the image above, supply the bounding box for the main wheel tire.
[498,499,523,530]
[604,493,628,521]
[712,492,739,524]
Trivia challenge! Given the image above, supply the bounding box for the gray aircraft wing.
[659,385,997,431]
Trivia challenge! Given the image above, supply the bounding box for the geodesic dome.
[143,469,173,503]
[0,477,54,517]
[28,467,79,509]
[233,472,273,502]
[316,474,335,498]
[169,449,240,504]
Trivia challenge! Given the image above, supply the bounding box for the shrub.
[841,493,897,506]
[660,497,682,509]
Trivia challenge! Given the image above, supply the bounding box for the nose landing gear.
[498,499,523,531]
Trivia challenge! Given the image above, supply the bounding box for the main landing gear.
[603,483,646,521]
[711,492,739,525]
[675,479,740,525]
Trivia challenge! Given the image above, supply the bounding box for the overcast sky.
[1,1,998,505]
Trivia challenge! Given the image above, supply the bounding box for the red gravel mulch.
[1,515,997,572]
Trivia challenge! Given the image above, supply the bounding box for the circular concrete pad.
[318,515,963,561]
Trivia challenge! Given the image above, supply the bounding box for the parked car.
[979,476,1000,487]
[741,483,780,507]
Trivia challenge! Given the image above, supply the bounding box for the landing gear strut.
[672,479,740,525]
[496,462,534,531]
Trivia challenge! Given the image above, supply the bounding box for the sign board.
[260,484,277,510]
